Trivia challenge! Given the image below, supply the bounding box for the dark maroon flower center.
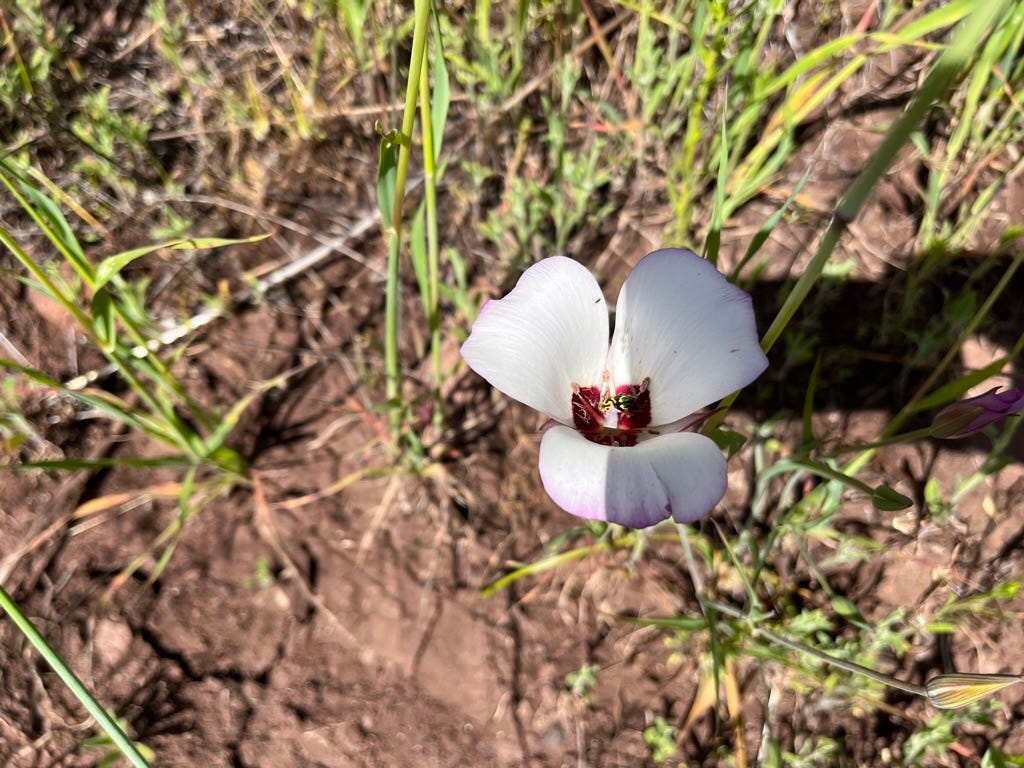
[570,378,652,446]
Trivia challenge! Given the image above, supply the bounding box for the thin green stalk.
[0,584,151,767]
[384,0,431,440]
[756,620,929,697]
[706,0,1011,433]
[418,31,442,427]
[676,6,715,233]
[706,600,928,698]
[717,592,1021,707]
[384,233,403,438]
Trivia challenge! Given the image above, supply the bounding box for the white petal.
[608,249,768,425]
[461,258,608,423]
[538,425,727,527]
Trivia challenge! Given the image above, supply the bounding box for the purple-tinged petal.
[607,249,768,426]
[461,257,609,425]
[932,386,1024,438]
[538,424,727,527]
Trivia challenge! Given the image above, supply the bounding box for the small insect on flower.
[460,249,768,528]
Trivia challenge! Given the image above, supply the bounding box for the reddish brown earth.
[3,2,1024,767]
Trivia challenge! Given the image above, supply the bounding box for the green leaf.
[628,614,709,633]
[784,457,872,496]
[90,287,116,352]
[207,445,246,476]
[0,161,95,286]
[430,8,450,163]
[376,123,401,230]
[829,595,865,623]
[708,426,747,458]
[0,586,152,768]
[20,183,84,257]
[871,484,913,511]
[0,359,179,448]
[410,201,430,315]
[802,354,822,449]
[983,745,1024,767]
[924,621,959,634]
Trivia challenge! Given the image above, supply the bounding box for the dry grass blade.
[72,481,183,519]
[725,657,748,768]
[680,658,718,736]
[270,465,395,511]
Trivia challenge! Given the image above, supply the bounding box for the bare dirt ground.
[2,2,1024,766]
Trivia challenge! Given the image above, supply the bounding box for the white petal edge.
[461,257,609,424]
[538,425,728,527]
[608,249,768,425]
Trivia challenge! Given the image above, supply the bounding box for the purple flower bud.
[931,387,1024,439]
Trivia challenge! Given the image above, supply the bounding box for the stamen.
[570,384,604,432]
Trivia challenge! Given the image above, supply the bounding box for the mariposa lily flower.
[461,249,768,528]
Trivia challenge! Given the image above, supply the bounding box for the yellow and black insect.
[601,392,636,413]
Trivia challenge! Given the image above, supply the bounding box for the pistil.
[570,377,652,445]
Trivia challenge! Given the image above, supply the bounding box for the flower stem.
[418,30,443,428]
[706,599,929,698]
[384,0,431,442]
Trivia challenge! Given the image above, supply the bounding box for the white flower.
[461,249,768,528]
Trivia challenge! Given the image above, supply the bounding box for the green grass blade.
[94,236,267,290]
[730,167,811,281]
[0,585,151,767]
[2,456,192,471]
[430,5,450,163]
[0,160,95,287]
